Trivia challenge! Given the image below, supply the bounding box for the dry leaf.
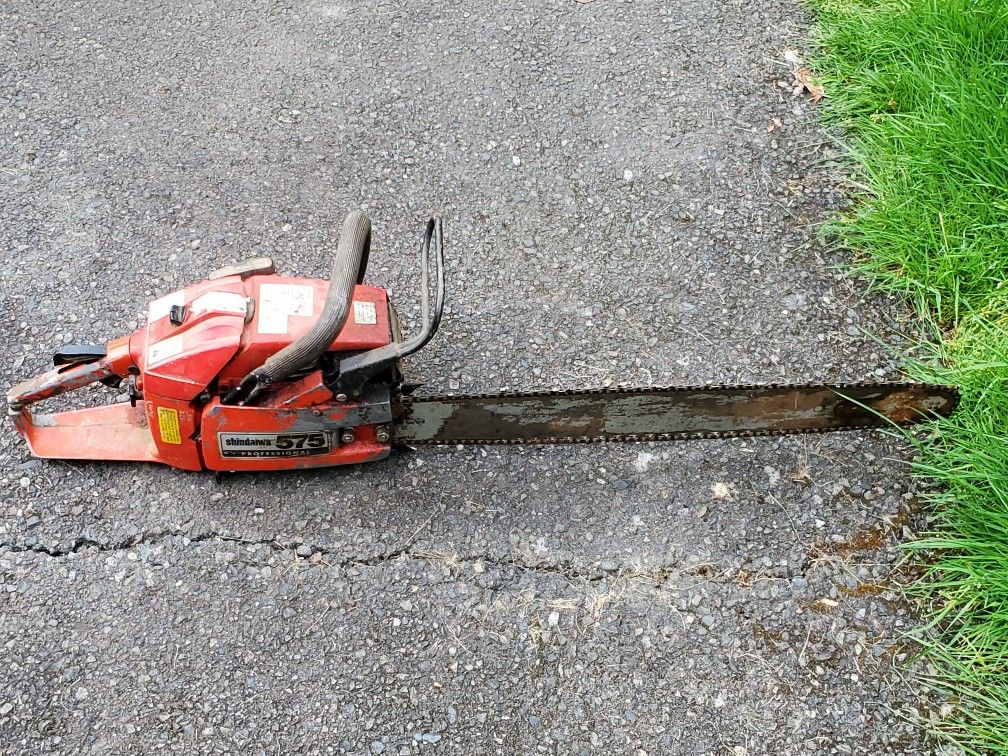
[794,68,825,103]
[818,598,839,607]
[711,482,734,501]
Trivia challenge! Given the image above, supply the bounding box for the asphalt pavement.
[0,1,942,753]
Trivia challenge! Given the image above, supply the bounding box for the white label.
[148,290,184,322]
[190,291,249,317]
[258,284,314,334]
[147,334,184,367]
[353,300,377,325]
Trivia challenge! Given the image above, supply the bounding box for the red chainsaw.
[7,211,959,472]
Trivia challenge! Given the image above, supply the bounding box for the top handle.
[224,209,372,405]
[335,217,445,397]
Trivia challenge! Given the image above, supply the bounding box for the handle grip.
[335,217,445,396]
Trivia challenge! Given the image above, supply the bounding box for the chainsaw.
[7,211,959,472]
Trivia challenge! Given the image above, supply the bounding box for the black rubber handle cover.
[256,209,371,383]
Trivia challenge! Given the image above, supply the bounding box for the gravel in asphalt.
[1,1,940,753]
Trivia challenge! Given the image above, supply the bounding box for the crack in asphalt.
[0,530,746,585]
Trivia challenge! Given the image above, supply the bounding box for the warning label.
[258,284,314,334]
[147,334,184,367]
[353,300,378,325]
[157,407,182,445]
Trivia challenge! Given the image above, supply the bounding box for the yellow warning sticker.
[157,407,182,445]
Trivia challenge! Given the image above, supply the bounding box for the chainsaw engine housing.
[7,213,445,472]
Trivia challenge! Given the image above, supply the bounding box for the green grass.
[810,0,1008,752]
